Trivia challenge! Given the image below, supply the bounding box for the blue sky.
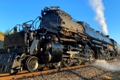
[0,0,120,43]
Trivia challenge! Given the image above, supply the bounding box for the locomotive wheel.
[99,54,103,59]
[53,62,61,69]
[62,58,73,67]
[74,59,82,66]
[89,50,95,63]
[25,56,39,72]
[105,52,111,60]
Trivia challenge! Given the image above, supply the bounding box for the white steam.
[92,60,120,71]
[89,0,108,35]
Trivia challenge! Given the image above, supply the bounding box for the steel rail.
[0,58,119,80]
[0,65,86,80]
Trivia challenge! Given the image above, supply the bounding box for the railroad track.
[0,65,86,80]
[0,58,119,80]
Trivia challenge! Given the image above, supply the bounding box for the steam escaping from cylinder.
[91,60,120,71]
[89,0,108,35]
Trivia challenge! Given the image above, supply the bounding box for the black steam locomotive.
[0,6,120,74]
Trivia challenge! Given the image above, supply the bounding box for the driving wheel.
[25,56,39,72]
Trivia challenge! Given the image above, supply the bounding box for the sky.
[0,0,120,43]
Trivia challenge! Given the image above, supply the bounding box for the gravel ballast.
[17,65,120,80]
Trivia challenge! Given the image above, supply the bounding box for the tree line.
[0,29,11,35]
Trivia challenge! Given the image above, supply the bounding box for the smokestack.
[89,0,108,35]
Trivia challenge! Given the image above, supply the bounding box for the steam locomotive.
[0,6,120,74]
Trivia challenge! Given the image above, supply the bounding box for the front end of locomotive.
[0,25,28,74]
[0,11,64,74]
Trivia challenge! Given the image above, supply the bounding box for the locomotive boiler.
[0,6,120,75]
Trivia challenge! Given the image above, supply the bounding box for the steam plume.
[92,60,120,71]
[89,0,108,35]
